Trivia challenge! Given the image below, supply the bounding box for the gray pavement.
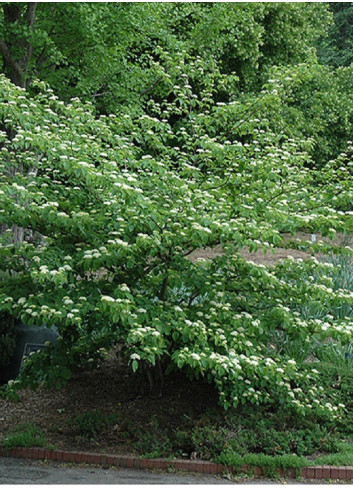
[0,457,234,484]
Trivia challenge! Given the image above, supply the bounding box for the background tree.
[318,2,353,67]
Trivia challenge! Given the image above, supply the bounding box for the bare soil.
[0,352,220,455]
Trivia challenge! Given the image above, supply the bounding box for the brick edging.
[0,447,352,480]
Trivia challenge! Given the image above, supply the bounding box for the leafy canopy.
[1,58,353,419]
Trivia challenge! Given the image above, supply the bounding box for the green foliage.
[71,409,121,440]
[314,442,353,466]
[0,3,332,106]
[318,3,353,68]
[1,67,353,418]
[173,408,340,460]
[0,381,19,402]
[134,415,174,458]
[1,423,46,449]
[217,451,309,478]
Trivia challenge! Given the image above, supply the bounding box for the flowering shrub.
[0,63,353,419]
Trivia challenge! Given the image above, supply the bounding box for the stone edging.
[0,447,353,480]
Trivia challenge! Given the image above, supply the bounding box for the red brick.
[16,448,25,458]
[306,467,315,479]
[23,448,30,458]
[62,452,71,463]
[346,467,353,480]
[123,456,134,469]
[133,458,140,469]
[44,449,52,460]
[152,459,167,470]
[84,453,99,464]
[196,461,207,473]
[314,466,323,479]
[192,462,202,472]
[174,460,187,470]
[106,455,118,467]
[322,466,331,478]
[209,463,219,475]
[216,463,224,474]
[338,467,347,480]
[69,452,77,463]
[144,459,156,469]
[331,467,339,479]
[71,452,83,464]
[26,448,36,459]
[115,456,125,468]
[139,459,149,469]
[35,448,44,459]
[301,468,309,478]
[100,455,107,467]
[53,450,64,461]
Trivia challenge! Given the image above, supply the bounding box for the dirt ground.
[188,232,352,265]
[0,352,221,455]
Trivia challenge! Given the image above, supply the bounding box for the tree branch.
[26,2,37,28]
[158,275,169,301]
[140,76,163,96]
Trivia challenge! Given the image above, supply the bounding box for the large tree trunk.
[1,3,37,88]
[0,3,37,244]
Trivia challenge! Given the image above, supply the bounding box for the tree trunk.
[144,359,164,399]
[0,3,37,244]
[1,3,37,88]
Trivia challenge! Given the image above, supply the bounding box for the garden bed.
[1,233,353,478]
[1,347,353,479]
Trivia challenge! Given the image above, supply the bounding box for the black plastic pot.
[0,322,58,384]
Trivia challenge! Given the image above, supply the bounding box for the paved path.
[0,457,235,484]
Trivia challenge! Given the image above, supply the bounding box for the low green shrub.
[216,451,309,478]
[172,408,340,460]
[313,442,353,466]
[2,423,46,449]
[71,409,121,440]
[134,415,174,458]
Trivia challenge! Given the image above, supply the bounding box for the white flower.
[130,353,141,360]
[102,296,115,302]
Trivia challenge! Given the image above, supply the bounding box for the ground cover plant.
[1,423,47,449]
[1,2,353,477]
